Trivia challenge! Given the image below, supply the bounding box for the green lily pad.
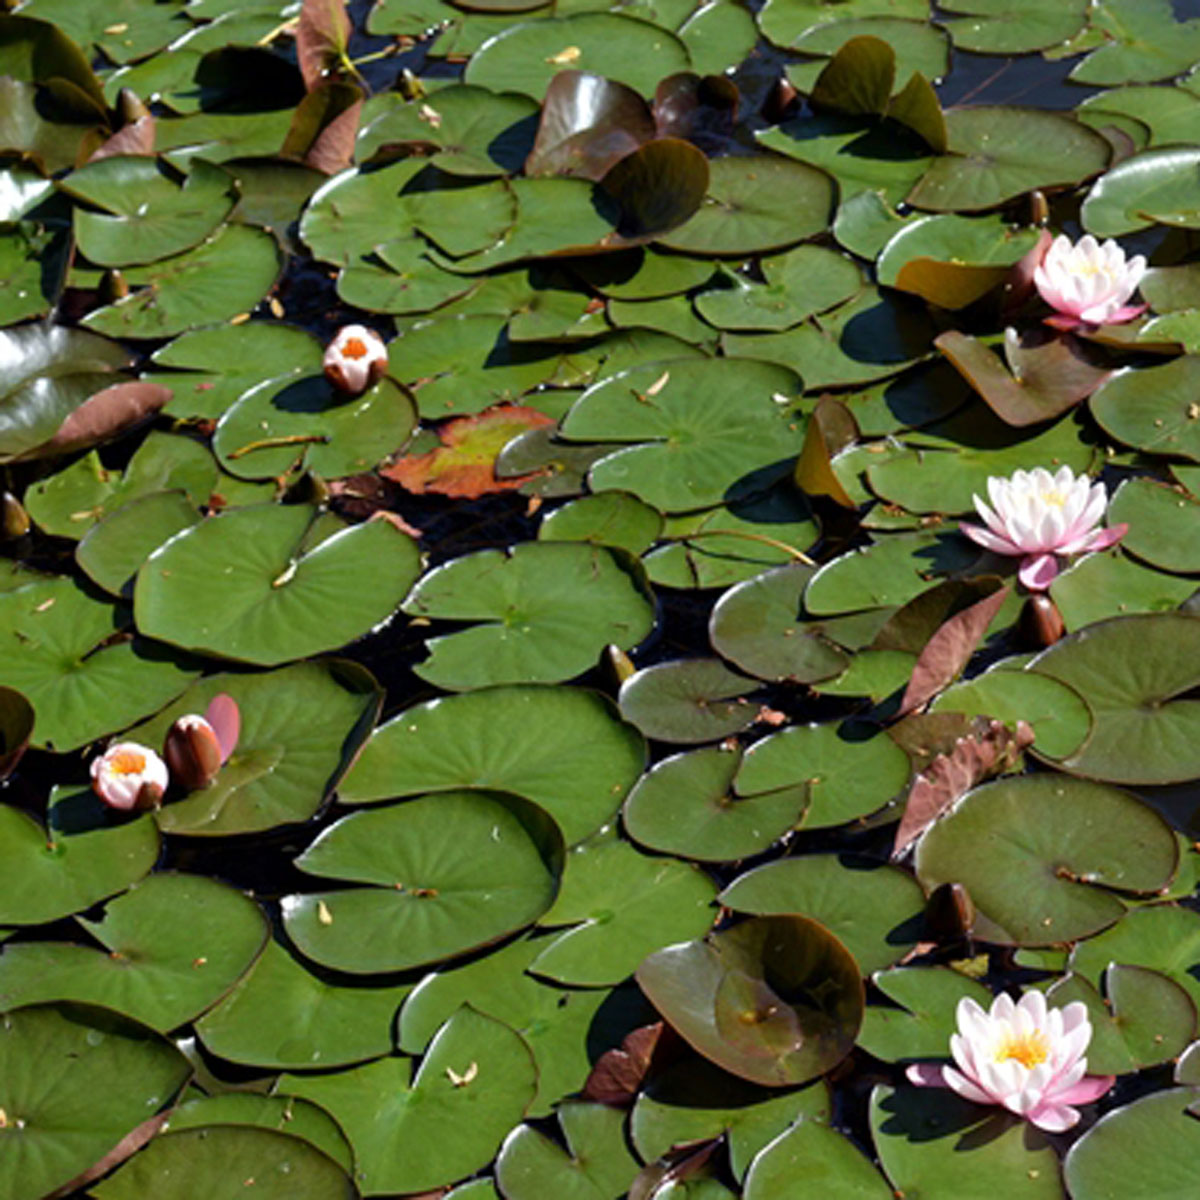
[496,1102,640,1200]
[0,220,68,325]
[145,322,324,421]
[929,669,1092,760]
[1090,358,1200,462]
[856,966,994,1063]
[134,503,421,666]
[281,1007,536,1196]
[1049,550,1196,632]
[15,0,191,64]
[787,19,948,94]
[623,744,808,862]
[531,826,716,986]
[1109,476,1200,573]
[284,790,562,974]
[1046,967,1196,1076]
[81,223,282,340]
[340,684,643,846]
[914,775,1179,945]
[637,914,864,1086]
[572,246,716,299]
[745,1119,893,1199]
[0,786,159,925]
[402,541,654,690]
[195,938,409,1070]
[1077,85,1200,148]
[618,659,760,744]
[559,357,804,512]
[126,661,382,837]
[1082,146,1200,237]
[938,0,1088,54]
[736,721,911,829]
[463,13,692,100]
[0,575,197,752]
[1065,1087,1200,1200]
[757,0,927,50]
[719,856,925,975]
[1030,613,1200,784]
[1069,0,1200,86]
[694,245,861,332]
[0,1004,190,1200]
[539,491,663,555]
[679,2,758,75]
[633,1059,829,1181]
[76,490,201,597]
[64,156,237,268]
[907,107,1110,212]
[871,1084,1064,1200]
[657,155,834,256]
[0,873,267,1031]
[93,1125,355,1200]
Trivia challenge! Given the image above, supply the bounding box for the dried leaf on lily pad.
[382,405,556,497]
[296,0,353,90]
[25,381,172,461]
[892,716,1034,857]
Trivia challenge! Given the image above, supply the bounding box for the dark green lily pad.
[623,745,808,862]
[0,685,33,781]
[907,107,1110,212]
[281,1007,536,1196]
[1049,550,1196,632]
[0,786,159,925]
[915,775,1178,945]
[134,503,420,666]
[0,1004,190,1200]
[1090,358,1200,462]
[284,790,562,974]
[745,1119,893,1199]
[531,826,716,986]
[0,220,68,325]
[539,491,663,555]
[1069,0,1200,86]
[757,0,927,50]
[126,661,382,837]
[719,855,924,975]
[679,2,758,75]
[637,914,864,1086]
[572,246,716,299]
[619,659,760,744]
[403,541,654,690]
[939,0,1088,53]
[1108,476,1200,573]
[0,873,267,1031]
[657,155,834,256]
[1030,613,1200,783]
[737,721,911,828]
[871,1084,1064,1199]
[788,19,948,95]
[81,223,282,340]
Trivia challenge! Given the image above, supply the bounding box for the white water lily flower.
[323,324,388,394]
[1033,233,1146,327]
[90,741,169,812]
[907,991,1114,1133]
[960,465,1126,591]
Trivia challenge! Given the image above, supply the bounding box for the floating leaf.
[745,1119,893,1200]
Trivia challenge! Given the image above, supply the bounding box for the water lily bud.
[323,325,388,395]
[1019,593,1065,648]
[163,714,223,791]
[0,493,29,540]
[90,742,169,812]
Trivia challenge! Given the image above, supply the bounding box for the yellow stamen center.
[109,751,146,775]
[994,1031,1050,1069]
[342,337,369,360]
[1041,490,1068,508]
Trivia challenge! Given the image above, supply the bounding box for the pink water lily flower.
[323,324,388,394]
[961,465,1126,591]
[907,991,1115,1133]
[90,742,169,812]
[1033,234,1146,328]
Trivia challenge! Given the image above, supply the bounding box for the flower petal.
[1019,553,1059,591]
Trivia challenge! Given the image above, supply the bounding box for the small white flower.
[1033,234,1146,327]
[907,991,1114,1132]
[960,465,1126,591]
[323,324,388,394]
[90,742,169,812]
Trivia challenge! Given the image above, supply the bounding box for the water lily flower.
[907,991,1114,1132]
[163,694,239,792]
[90,742,169,812]
[1033,234,1146,327]
[961,465,1126,591]
[323,324,388,394]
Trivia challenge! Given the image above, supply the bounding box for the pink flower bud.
[90,742,169,812]
[323,325,388,394]
[163,714,223,791]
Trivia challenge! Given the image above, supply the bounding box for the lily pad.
[283,790,562,974]
[0,1004,190,1200]
[914,775,1179,945]
[134,504,421,666]
[539,491,664,555]
[619,659,761,744]
[402,541,654,690]
[281,1007,537,1196]
[637,914,864,1086]
[745,1119,893,1199]
[1108,476,1200,573]
[1082,146,1200,237]
[125,661,382,837]
[1069,0,1200,86]
[938,0,1088,54]
[0,873,268,1032]
[531,826,716,986]
[1049,550,1196,632]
